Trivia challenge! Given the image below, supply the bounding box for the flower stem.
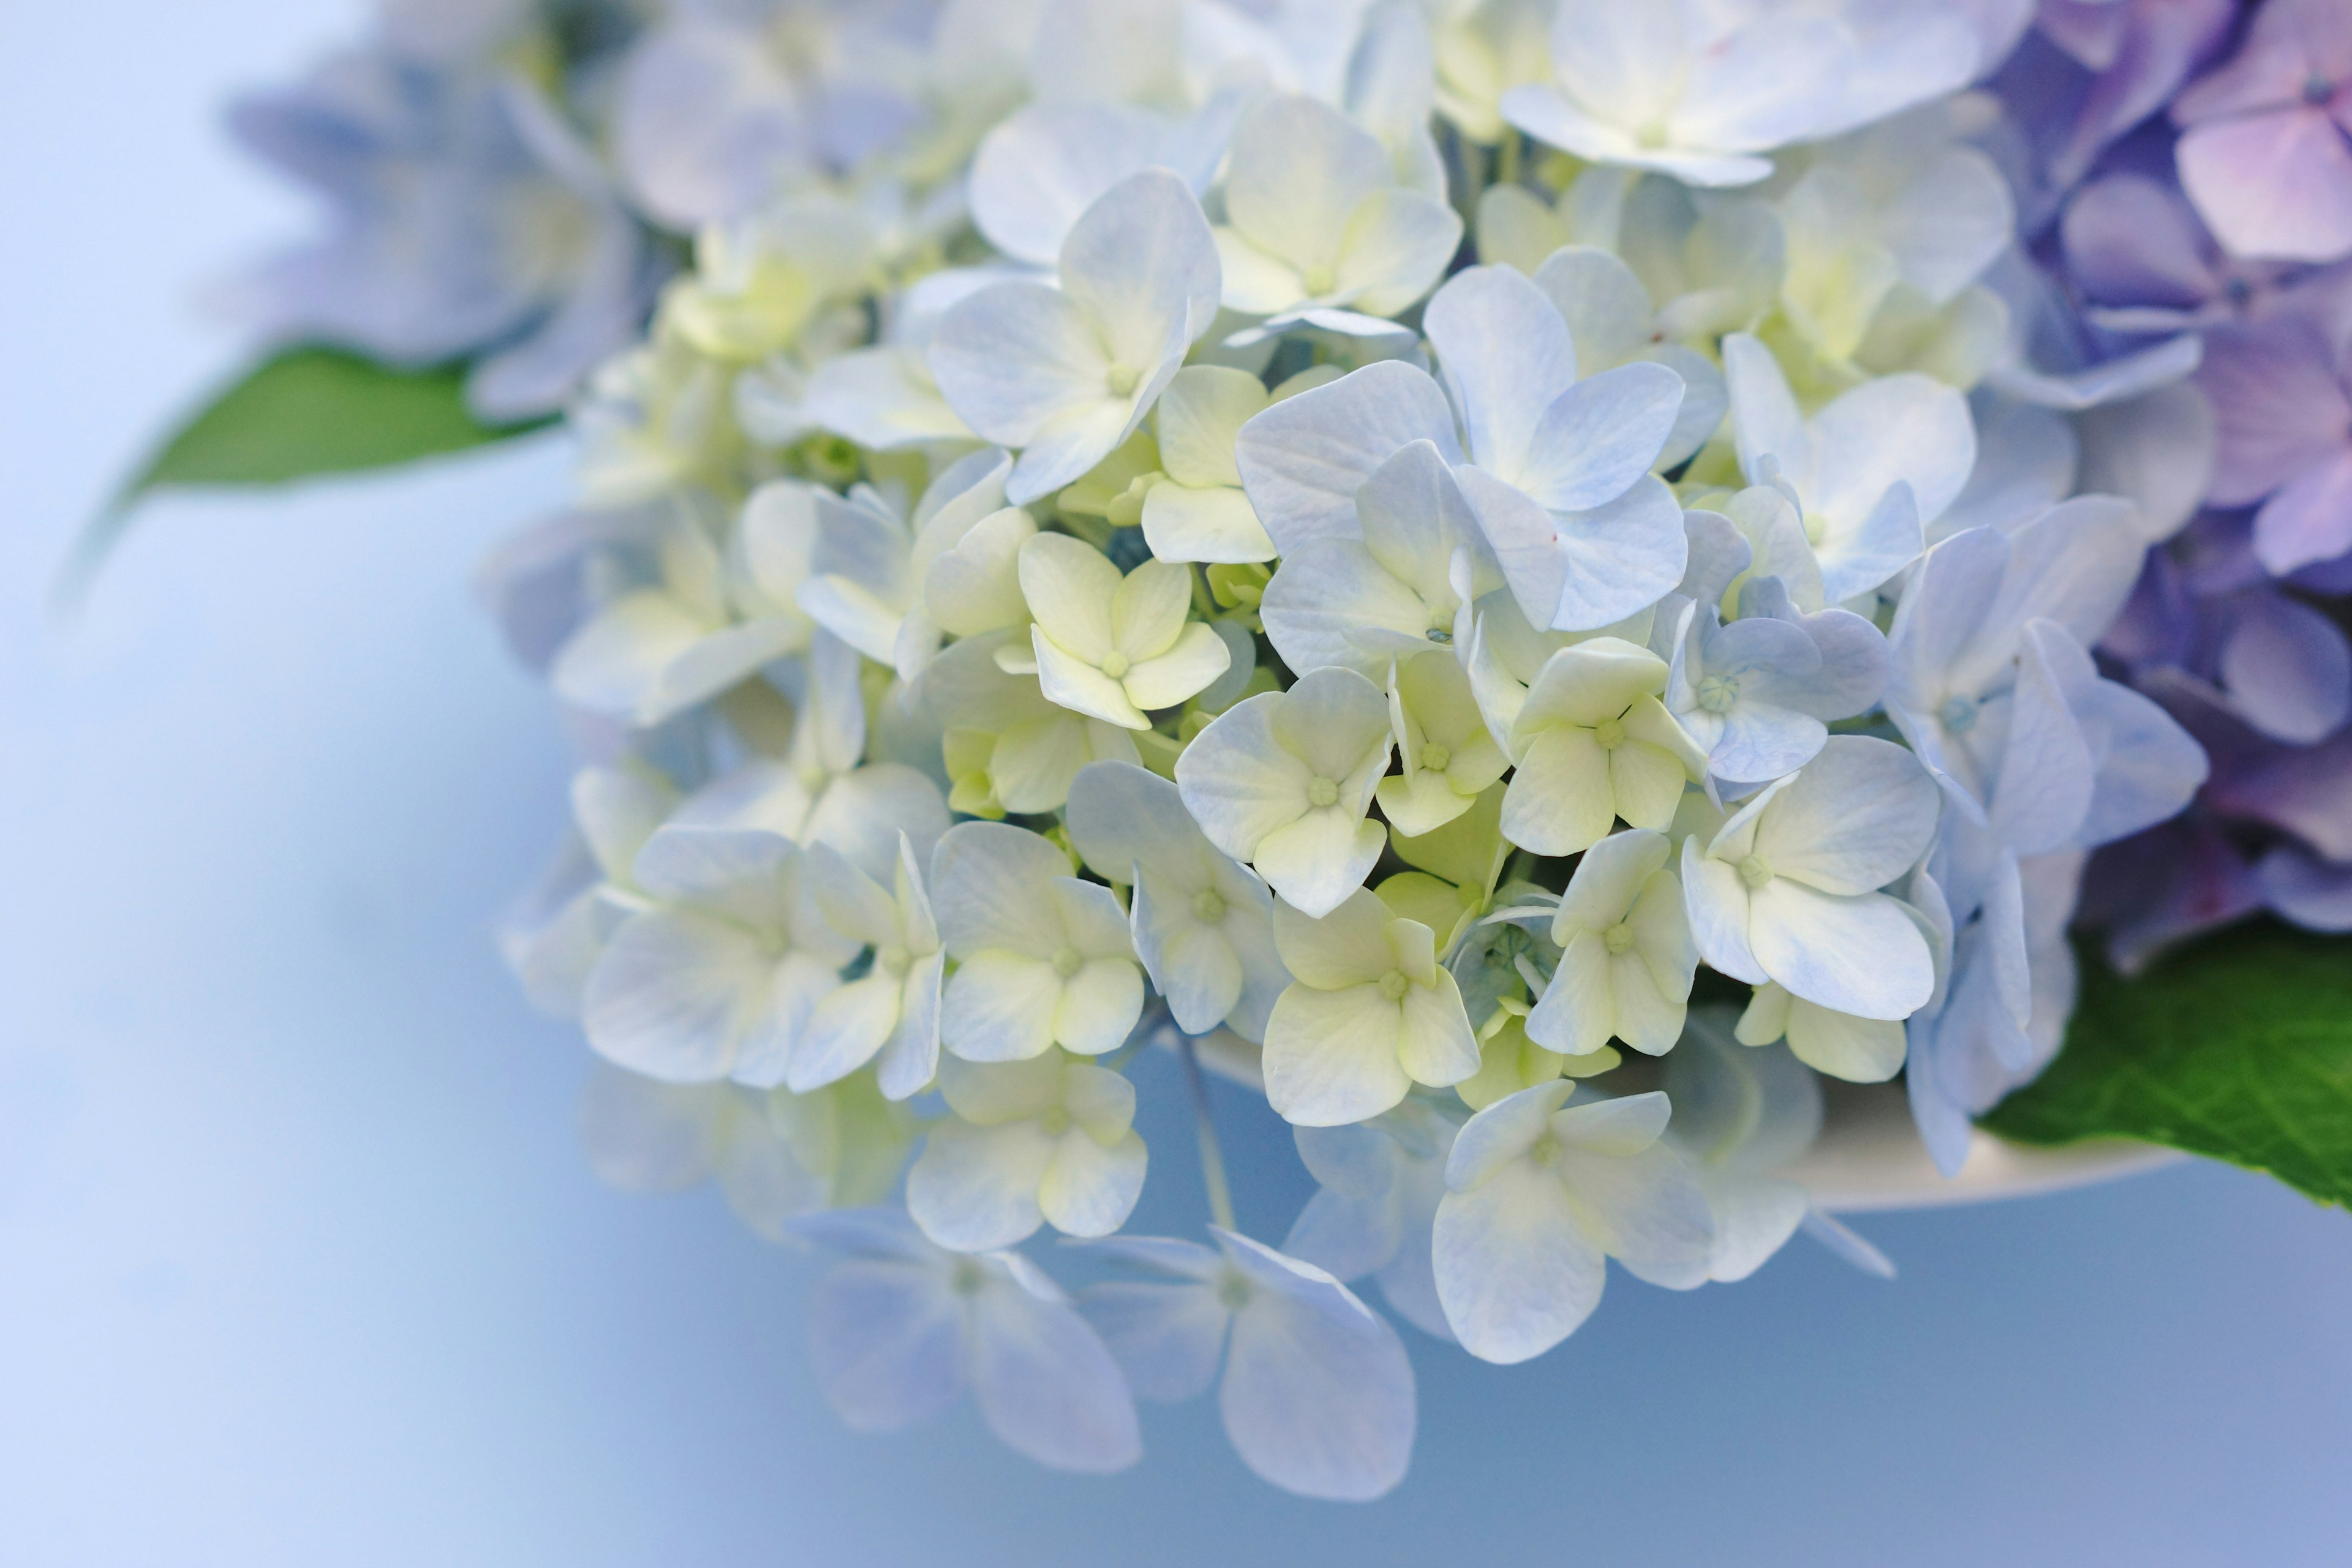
[1178,1032,1237,1232]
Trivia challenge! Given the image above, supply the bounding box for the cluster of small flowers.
[234,0,2352,1499]
[1973,0,2352,965]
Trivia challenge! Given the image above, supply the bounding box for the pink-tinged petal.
[2196,317,2352,505]
[2177,110,2352,263]
[2174,0,2352,125]
[2253,448,2352,575]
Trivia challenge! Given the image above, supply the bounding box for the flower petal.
[1216,1231,1417,1501]
[1433,1158,1604,1363]
[1264,982,1411,1126]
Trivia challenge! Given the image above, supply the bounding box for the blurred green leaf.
[1985,924,2352,1209]
[62,347,554,606]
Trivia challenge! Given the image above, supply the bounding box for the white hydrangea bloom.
[1381,780,1515,955]
[796,268,1007,450]
[1659,586,1890,786]
[796,447,1012,681]
[437,0,2233,1489]
[1518,826,1697,1057]
[918,630,1143,817]
[1140,366,1284,565]
[1522,244,1730,468]
[1433,1085,1713,1363]
[663,632,950,884]
[931,821,1145,1061]
[660,194,883,364]
[931,168,1221,503]
[1011,532,1231,729]
[791,835,945,1099]
[1774,107,2015,367]
[1177,666,1396,918]
[1498,635,1707,856]
[1262,888,1480,1126]
[1237,265,1688,631]
[907,1048,1147,1250]
[1260,439,1502,679]
[1080,1228,1416,1502]
[967,95,1233,266]
[1428,0,1555,145]
[582,826,860,1088]
[1377,649,1512,837]
[1064,761,1291,1041]
[1722,333,1976,604]
[796,1208,1142,1473]
[1212,92,1461,325]
[1499,1,1973,189]
[551,494,812,726]
[1681,736,1942,1020]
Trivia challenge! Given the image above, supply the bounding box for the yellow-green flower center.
[1419,742,1452,772]
[1052,944,1085,979]
[1192,888,1227,923]
[1106,361,1140,397]
[1378,969,1411,1001]
[1737,854,1773,890]
[1099,650,1131,679]
[1039,1106,1071,1137]
[878,943,911,976]
[1303,262,1337,296]
[1306,776,1340,808]
[1593,717,1627,750]
[1602,921,1637,955]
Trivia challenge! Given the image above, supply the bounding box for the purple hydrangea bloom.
[2195,284,2352,574]
[2062,169,2324,330]
[2173,0,2352,262]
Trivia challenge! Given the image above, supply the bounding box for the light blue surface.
[2,7,2349,1564]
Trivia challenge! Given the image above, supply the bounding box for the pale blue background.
[3,6,2348,1564]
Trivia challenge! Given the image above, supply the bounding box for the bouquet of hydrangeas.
[108,0,2352,1501]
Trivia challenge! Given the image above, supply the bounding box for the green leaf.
[62,347,554,606]
[1984,923,2352,1209]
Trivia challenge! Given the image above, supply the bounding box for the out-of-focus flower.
[227,61,662,420]
[581,825,860,1087]
[1500,0,1976,188]
[1081,1229,1416,1501]
[796,1208,1142,1472]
